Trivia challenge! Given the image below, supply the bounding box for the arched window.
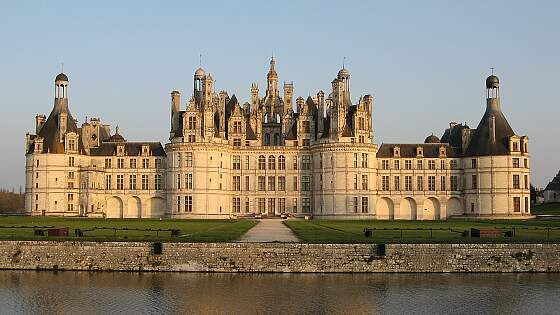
[258,155,266,170]
[264,133,271,146]
[268,155,276,170]
[278,155,285,170]
[274,133,280,146]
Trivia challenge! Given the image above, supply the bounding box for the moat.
[1,271,559,314]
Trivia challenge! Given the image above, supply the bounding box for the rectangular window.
[394,176,400,191]
[513,158,520,168]
[258,176,266,191]
[382,160,389,170]
[302,121,310,133]
[155,174,162,190]
[68,171,74,179]
[361,197,368,213]
[451,176,458,191]
[302,175,311,191]
[233,121,242,133]
[293,157,298,170]
[440,160,446,170]
[142,158,149,169]
[428,176,436,191]
[450,160,458,169]
[233,139,241,147]
[279,198,286,213]
[117,175,124,190]
[142,174,149,190]
[155,158,162,169]
[268,198,276,214]
[513,197,521,212]
[405,160,412,170]
[354,153,358,168]
[186,173,193,189]
[353,197,359,213]
[185,196,193,212]
[130,158,137,169]
[245,200,250,213]
[105,158,112,169]
[233,155,241,170]
[129,174,137,190]
[440,176,446,191]
[233,176,241,191]
[177,196,181,212]
[471,174,478,189]
[417,176,424,191]
[268,176,275,191]
[405,176,412,191]
[176,174,181,189]
[232,197,241,213]
[185,152,193,167]
[106,175,112,190]
[524,175,528,189]
[268,156,276,170]
[258,198,266,213]
[362,153,368,168]
[293,176,298,191]
[117,158,124,169]
[278,176,286,191]
[278,156,285,170]
[68,156,75,167]
[428,160,436,170]
[471,159,477,168]
[245,176,250,191]
[245,156,250,169]
[394,160,400,170]
[292,198,298,213]
[417,160,423,170]
[68,182,75,189]
[302,155,311,170]
[303,139,311,147]
[362,175,368,190]
[513,174,520,189]
[302,198,311,213]
[188,116,196,130]
[354,174,358,190]
[524,158,528,168]
[258,156,266,170]
[188,135,196,143]
[382,176,389,191]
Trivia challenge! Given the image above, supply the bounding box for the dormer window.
[117,145,124,156]
[439,146,446,157]
[302,121,310,133]
[513,142,519,152]
[142,145,150,156]
[393,146,400,157]
[416,146,423,157]
[188,116,197,130]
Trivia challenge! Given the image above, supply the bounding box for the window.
[142,174,149,190]
[440,176,446,190]
[155,158,162,169]
[129,175,137,190]
[233,121,242,133]
[264,133,271,145]
[278,176,286,191]
[362,175,368,190]
[188,135,195,142]
[155,174,162,190]
[303,139,311,147]
[513,175,520,189]
[417,176,424,191]
[382,176,389,191]
[471,203,475,213]
[440,160,446,170]
[105,158,112,169]
[268,176,275,191]
[268,198,276,214]
[117,158,124,169]
[292,198,298,213]
[513,142,519,152]
[188,116,196,130]
[177,196,181,212]
[185,173,192,189]
[258,176,266,191]
[185,196,193,212]
[233,139,241,147]
[302,198,311,213]
[293,176,298,191]
[256,198,265,213]
[258,155,266,170]
[293,158,298,170]
[279,198,286,213]
[117,175,124,190]
[245,200,250,213]
[67,194,74,211]
[268,156,276,170]
[278,155,285,170]
[244,156,250,169]
[417,160,423,170]
[471,174,477,189]
[513,158,520,168]
[394,160,400,170]
[513,197,520,212]
[524,158,528,168]
[68,156,75,167]
[451,176,458,191]
[360,153,368,168]
[232,197,241,213]
[450,160,458,169]
[302,121,310,133]
[394,176,400,191]
[68,172,74,179]
[382,160,389,170]
[405,176,412,191]
[354,174,358,190]
[428,160,435,170]
[302,155,312,170]
[405,160,412,170]
[185,152,193,167]
[525,197,529,213]
[142,158,149,169]
[361,197,369,213]
[354,153,358,168]
[302,176,311,191]
[428,176,436,191]
[471,159,477,168]
[353,197,359,213]
[176,174,181,189]
[358,117,365,130]
[524,175,528,189]
[245,176,250,191]
[130,158,137,169]
[233,155,241,170]
[106,175,112,189]
[68,182,74,189]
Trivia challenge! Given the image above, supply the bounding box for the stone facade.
[24,59,530,219]
[1,241,559,272]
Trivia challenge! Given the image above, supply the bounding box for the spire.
[268,55,277,78]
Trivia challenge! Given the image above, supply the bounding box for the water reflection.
[0,271,558,314]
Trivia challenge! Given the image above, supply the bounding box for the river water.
[0,271,558,314]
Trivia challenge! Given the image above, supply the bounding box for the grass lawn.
[531,203,560,215]
[0,216,257,242]
[284,219,560,244]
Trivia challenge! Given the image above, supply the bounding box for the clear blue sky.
[1,0,558,189]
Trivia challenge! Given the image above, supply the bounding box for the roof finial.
[343,56,346,69]
[115,125,119,135]
[490,67,494,75]
[61,62,64,73]
[199,54,202,67]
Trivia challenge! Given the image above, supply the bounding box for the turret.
[251,83,259,107]
[317,90,325,136]
[284,82,293,115]
[266,56,278,98]
[170,91,181,134]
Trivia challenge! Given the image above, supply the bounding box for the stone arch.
[148,197,166,218]
[106,196,123,218]
[422,197,440,220]
[126,196,142,218]
[399,197,417,220]
[447,197,463,217]
[376,197,394,220]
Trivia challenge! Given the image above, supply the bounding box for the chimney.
[35,115,46,134]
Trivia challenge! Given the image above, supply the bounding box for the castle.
[25,58,531,219]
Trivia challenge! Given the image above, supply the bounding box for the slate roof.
[545,171,560,191]
[377,143,462,158]
[28,100,81,154]
[90,142,166,157]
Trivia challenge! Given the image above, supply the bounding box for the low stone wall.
[1,241,559,272]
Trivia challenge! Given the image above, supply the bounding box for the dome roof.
[486,75,499,88]
[337,68,350,79]
[194,67,206,77]
[109,127,125,142]
[424,134,440,143]
[55,73,69,82]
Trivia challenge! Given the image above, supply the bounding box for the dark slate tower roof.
[545,171,560,191]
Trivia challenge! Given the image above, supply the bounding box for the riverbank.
[1,241,559,273]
